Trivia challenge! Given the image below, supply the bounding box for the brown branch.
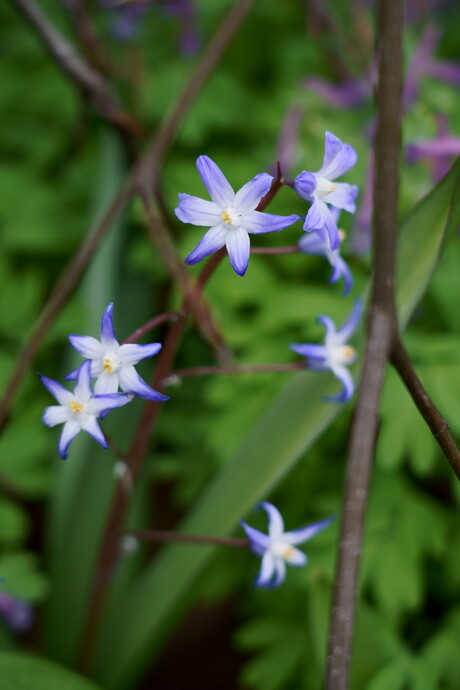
[169,362,306,379]
[391,337,460,480]
[125,530,250,549]
[10,0,143,139]
[325,1,403,688]
[251,245,299,254]
[63,0,112,76]
[122,311,182,344]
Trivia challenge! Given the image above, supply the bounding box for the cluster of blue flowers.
[176,131,362,405]
[39,303,168,459]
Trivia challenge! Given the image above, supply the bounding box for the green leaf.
[93,160,460,689]
[0,652,102,690]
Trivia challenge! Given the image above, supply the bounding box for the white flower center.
[271,541,296,560]
[315,176,337,199]
[220,208,242,228]
[102,351,119,374]
[329,344,356,366]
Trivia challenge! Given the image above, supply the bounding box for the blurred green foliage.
[0,0,460,689]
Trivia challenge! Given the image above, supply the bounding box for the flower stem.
[168,362,306,380]
[122,311,183,345]
[125,530,250,549]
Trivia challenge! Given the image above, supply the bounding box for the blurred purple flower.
[290,299,362,403]
[407,115,460,182]
[0,593,33,633]
[162,0,200,56]
[107,2,149,41]
[176,155,299,276]
[298,223,353,295]
[241,502,334,588]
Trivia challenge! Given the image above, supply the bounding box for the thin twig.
[251,245,299,254]
[125,530,250,549]
[64,0,112,75]
[168,362,306,380]
[391,337,460,480]
[122,311,182,344]
[325,1,403,688]
[10,0,143,139]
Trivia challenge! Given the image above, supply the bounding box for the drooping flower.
[241,502,334,588]
[298,220,353,295]
[293,132,358,250]
[290,300,362,403]
[67,303,169,402]
[175,155,300,276]
[40,361,132,459]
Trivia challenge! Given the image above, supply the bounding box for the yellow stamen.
[282,545,295,559]
[338,345,356,364]
[221,210,232,224]
[339,229,347,242]
[103,358,114,374]
[69,401,84,414]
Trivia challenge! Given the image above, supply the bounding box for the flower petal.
[270,558,287,587]
[175,194,221,226]
[226,228,250,276]
[293,171,317,201]
[258,502,284,539]
[318,132,358,180]
[80,415,108,449]
[42,405,70,427]
[254,552,276,588]
[58,419,81,459]
[240,521,269,556]
[233,173,273,214]
[196,155,234,207]
[184,224,228,265]
[298,227,330,255]
[284,546,307,567]
[39,374,73,406]
[68,335,103,360]
[317,315,338,342]
[94,371,120,395]
[329,255,353,296]
[285,516,335,545]
[74,361,93,402]
[100,303,118,347]
[289,343,328,361]
[89,393,133,416]
[326,183,359,213]
[303,199,340,249]
[326,365,355,403]
[335,299,362,343]
[118,342,162,365]
[65,363,85,381]
[117,365,169,401]
[243,211,300,234]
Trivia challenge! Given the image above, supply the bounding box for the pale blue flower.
[294,132,358,250]
[40,361,132,459]
[241,502,334,588]
[176,155,300,276]
[67,303,169,402]
[290,300,362,403]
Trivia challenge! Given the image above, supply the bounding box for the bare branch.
[125,530,250,549]
[168,362,306,380]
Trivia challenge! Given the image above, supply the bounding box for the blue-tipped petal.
[65,362,86,381]
[284,516,336,546]
[317,315,337,341]
[184,224,227,265]
[100,303,118,347]
[89,393,133,416]
[258,502,285,539]
[244,211,300,234]
[269,558,287,587]
[175,194,221,226]
[117,365,169,401]
[233,173,273,214]
[319,132,358,180]
[39,374,72,406]
[336,299,362,343]
[58,419,81,459]
[289,343,328,361]
[285,547,308,567]
[196,156,234,207]
[320,131,343,174]
[226,228,250,276]
[74,361,93,402]
[94,371,120,395]
[118,342,162,366]
[68,334,103,359]
[326,365,355,403]
[329,256,353,296]
[326,183,359,213]
[293,171,317,201]
[80,416,108,449]
[240,521,270,556]
[298,227,329,255]
[254,552,276,588]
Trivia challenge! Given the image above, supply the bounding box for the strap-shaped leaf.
[0,652,102,690]
[93,160,460,689]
